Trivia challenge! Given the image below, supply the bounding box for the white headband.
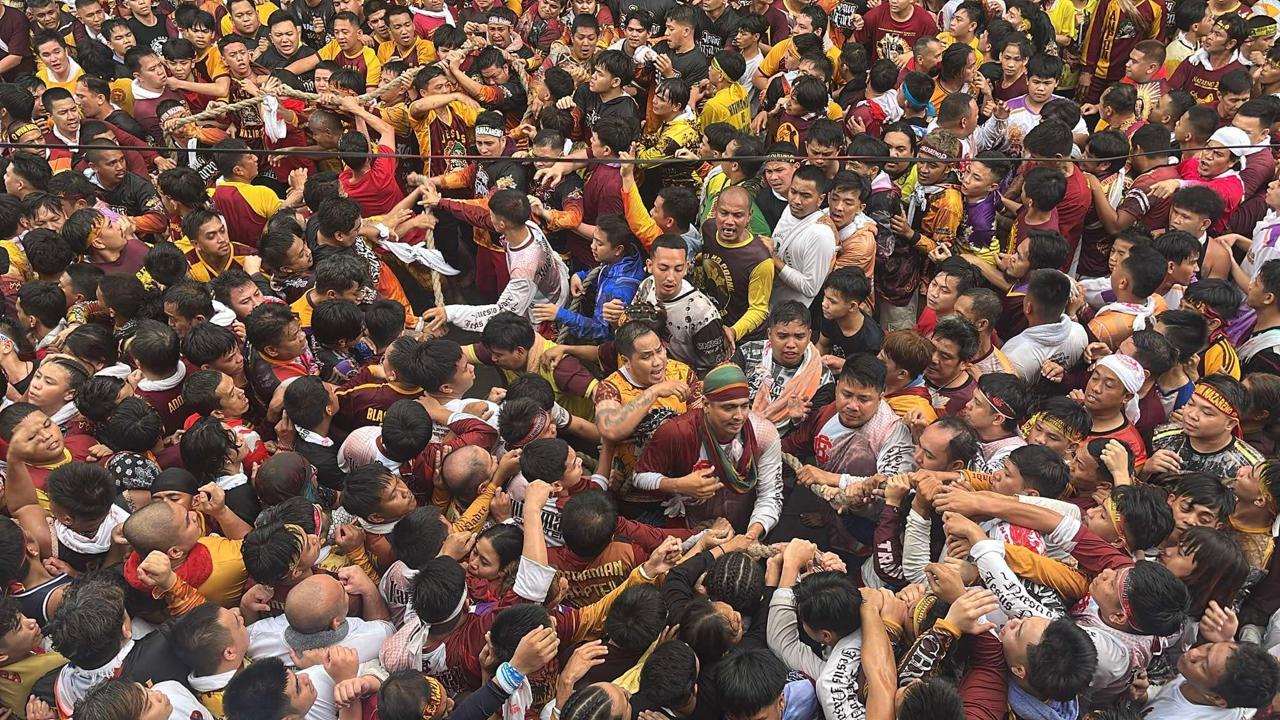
[476,126,504,138]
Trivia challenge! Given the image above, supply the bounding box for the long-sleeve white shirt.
[772,207,838,309]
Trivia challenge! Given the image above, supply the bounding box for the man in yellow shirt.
[33,32,83,92]
[751,7,843,91]
[378,4,436,65]
[319,12,382,90]
[699,51,751,132]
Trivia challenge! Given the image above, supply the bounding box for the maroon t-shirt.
[92,237,150,276]
[1119,164,1181,233]
[0,7,34,80]
[137,382,191,437]
[1056,168,1092,262]
[855,4,939,63]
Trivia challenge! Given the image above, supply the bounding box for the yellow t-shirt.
[699,83,751,132]
[377,38,437,65]
[758,39,843,78]
[319,41,383,89]
[220,2,279,36]
[197,535,249,608]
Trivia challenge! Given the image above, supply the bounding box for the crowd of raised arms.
[13,0,1280,718]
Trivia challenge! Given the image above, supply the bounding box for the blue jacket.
[555,251,647,341]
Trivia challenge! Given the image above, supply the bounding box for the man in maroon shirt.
[572,116,629,271]
[1170,13,1248,104]
[1023,120,1089,269]
[1092,124,1181,234]
[130,320,194,436]
[334,335,427,432]
[854,0,939,64]
[0,4,35,81]
[1233,97,1277,203]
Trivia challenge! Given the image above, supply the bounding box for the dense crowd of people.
[3,0,1280,716]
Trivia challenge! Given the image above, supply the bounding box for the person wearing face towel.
[1148,125,1249,234]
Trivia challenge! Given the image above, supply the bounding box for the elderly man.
[634,363,784,539]
[246,574,394,720]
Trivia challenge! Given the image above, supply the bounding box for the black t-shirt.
[102,172,165,220]
[290,0,336,48]
[260,44,319,92]
[127,14,173,55]
[618,0,676,34]
[756,188,787,230]
[695,7,741,58]
[653,41,709,83]
[821,312,885,358]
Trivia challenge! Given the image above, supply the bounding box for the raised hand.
[511,625,560,675]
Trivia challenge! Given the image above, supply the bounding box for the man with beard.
[634,363,782,538]
[592,320,701,522]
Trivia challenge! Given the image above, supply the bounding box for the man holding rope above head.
[10,5,1280,720]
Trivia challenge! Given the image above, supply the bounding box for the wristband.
[496,662,525,693]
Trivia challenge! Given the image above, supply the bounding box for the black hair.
[489,189,532,227]
[1156,309,1209,361]
[1114,483,1175,551]
[1123,558,1189,636]
[390,506,449,568]
[561,490,617,559]
[281,376,329,430]
[23,229,73,279]
[1026,618,1098,701]
[1119,332,1173,386]
[380,399,435,463]
[638,640,698,709]
[164,281,216,324]
[17,280,65,329]
[410,556,467,628]
[977,372,1030,431]
[182,322,240,368]
[311,299,363,347]
[677,597,735,665]
[103,396,163,453]
[932,315,980,361]
[1176,526,1250,617]
[170,602,234,678]
[482,312,535,352]
[706,551,765,613]
[127,319,180,375]
[606,584,666,651]
[898,678,965,720]
[342,463,398,520]
[519,437,571,484]
[1173,472,1236,524]
[1023,119,1073,159]
[224,656,293,720]
[144,242,190,288]
[1007,444,1070,498]
[241,520,306,585]
[1184,279,1244,323]
[714,648,788,720]
[97,272,146,321]
[936,256,982,294]
[793,570,859,637]
[46,573,127,668]
[74,376,122,424]
[1026,268,1072,317]
[245,303,298,351]
[46,461,113,520]
[1118,244,1168,299]
[823,266,871,303]
[838,353,887,392]
[180,416,236,483]
[1023,166,1067,210]
[1171,185,1226,223]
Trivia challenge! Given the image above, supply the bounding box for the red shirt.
[339,144,405,216]
[1056,168,1091,258]
[854,4,938,63]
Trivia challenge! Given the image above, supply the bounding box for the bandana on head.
[107,451,160,491]
[1209,126,1251,159]
[1193,381,1244,438]
[1023,411,1083,444]
[1252,17,1278,38]
[7,123,40,143]
[1096,354,1145,394]
[703,363,750,403]
[514,409,551,448]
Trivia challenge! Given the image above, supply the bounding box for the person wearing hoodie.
[534,215,647,343]
[1002,269,1088,385]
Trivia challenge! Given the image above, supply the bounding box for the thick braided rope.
[171,63,427,127]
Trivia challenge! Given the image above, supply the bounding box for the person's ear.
[167,546,185,562]
[1008,663,1027,680]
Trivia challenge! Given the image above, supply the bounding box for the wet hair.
[1113,483,1175,551]
[47,462,113,521]
[103,396,163,453]
[1033,395,1092,440]
[1124,559,1190,636]
[180,416,237,483]
[342,463,398,520]
[1175,526,1249,616]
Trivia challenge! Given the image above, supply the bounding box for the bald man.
[438,444,503,534]
[245,574,394,720]
[121,500,249,608]
[702,186,775,346]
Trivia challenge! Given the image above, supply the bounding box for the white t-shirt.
[1002,315,1089,384]
[1143,676,1252,720]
